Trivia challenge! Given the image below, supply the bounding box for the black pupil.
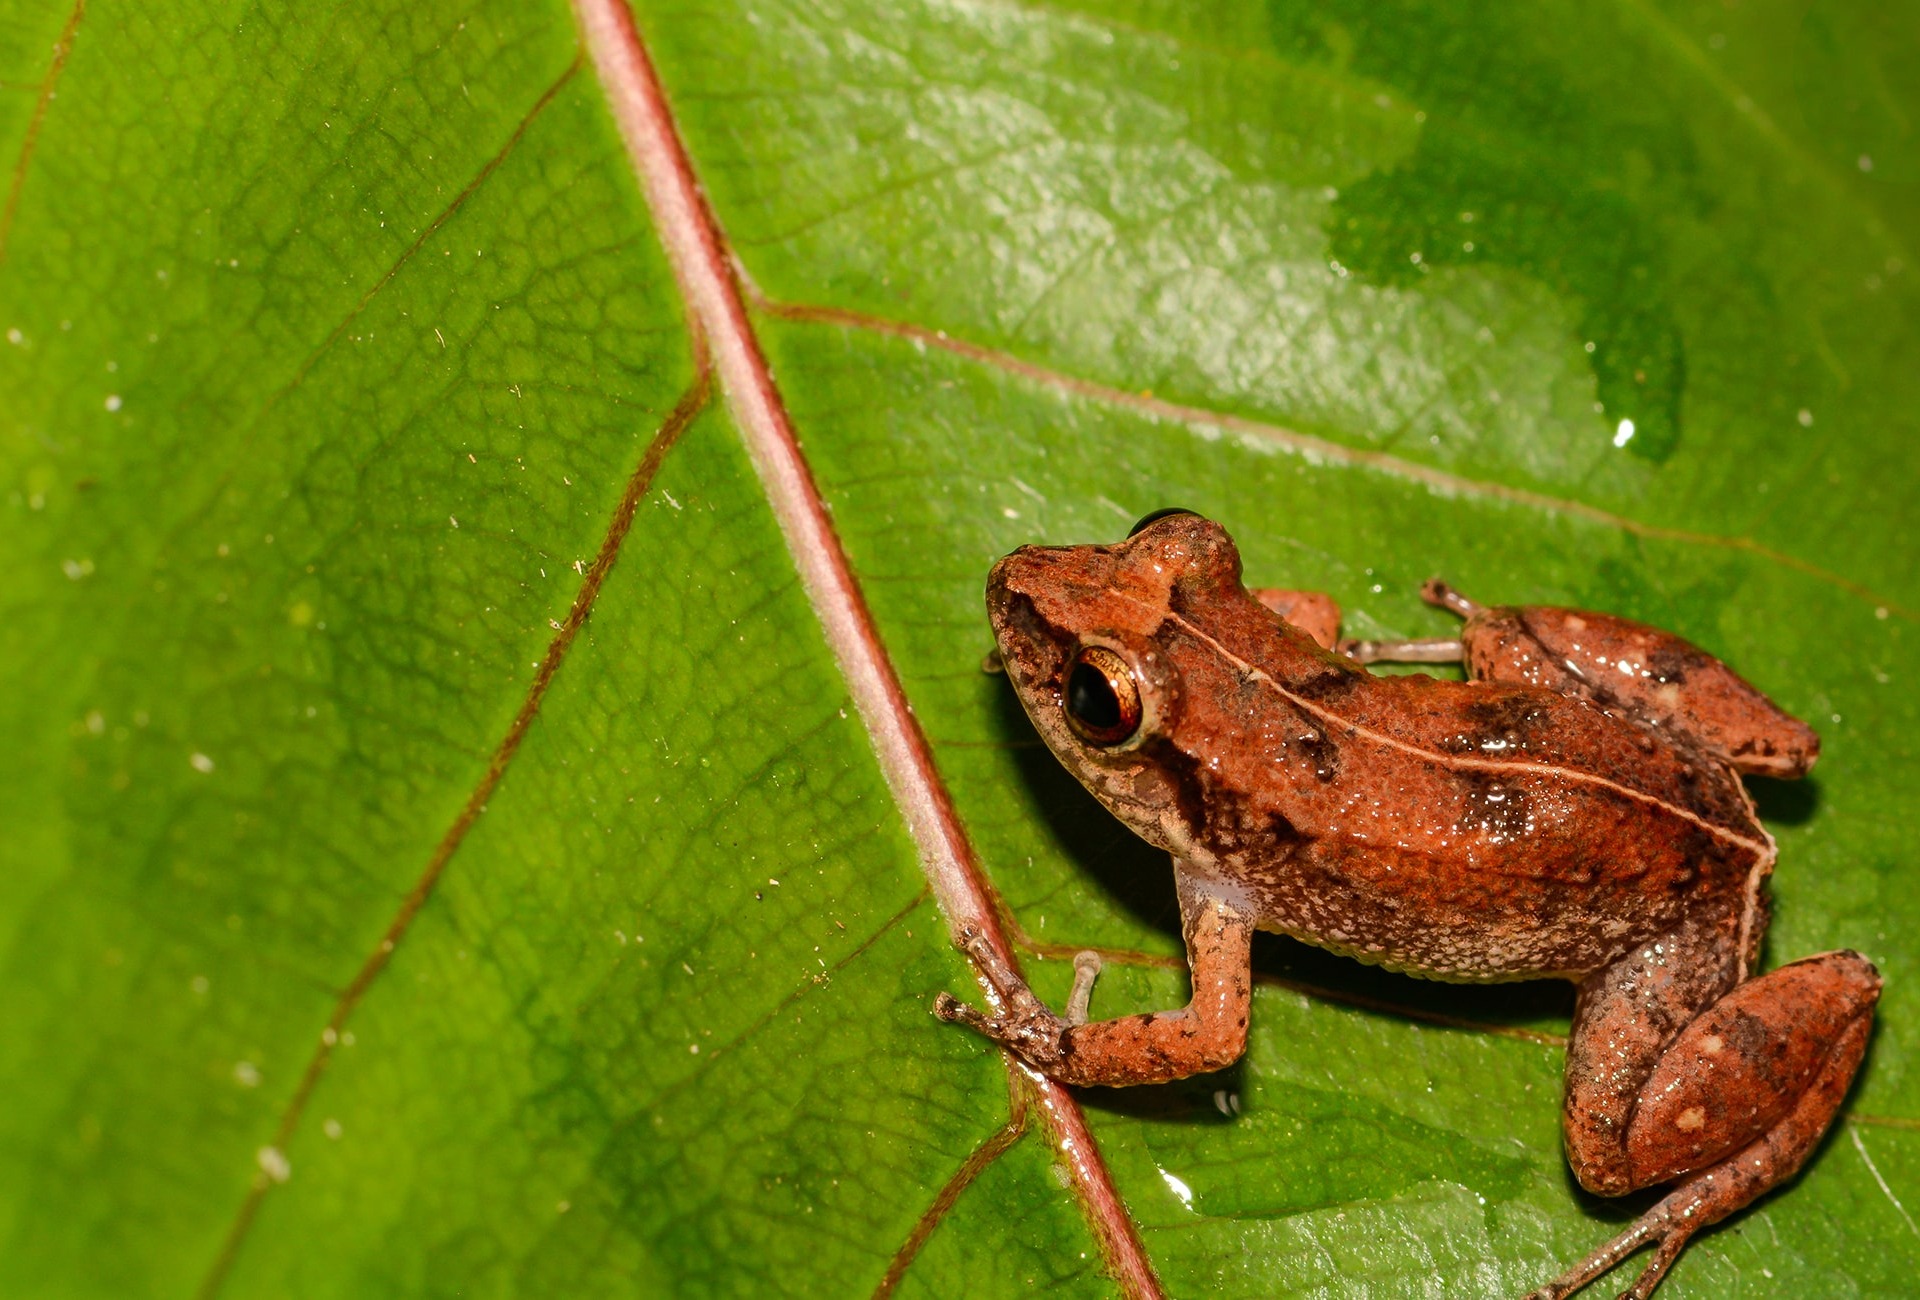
[1067,661,1122,730]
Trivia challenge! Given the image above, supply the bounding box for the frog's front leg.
[933,874,1254,1087]
[1534,905,1880,1299]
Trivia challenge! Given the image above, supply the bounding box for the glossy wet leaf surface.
[2,0,1917,1296]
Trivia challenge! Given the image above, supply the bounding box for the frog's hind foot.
[1521,1212,1682,1300]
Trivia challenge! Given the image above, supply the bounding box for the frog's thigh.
[1051,874,1255,1087]
[1562,905,1746,1196]
[1460,605,1818,777]
[1250,589,1341,650]
[1620,950,1878,1188]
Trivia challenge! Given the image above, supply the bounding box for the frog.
[934,509,1880,1299]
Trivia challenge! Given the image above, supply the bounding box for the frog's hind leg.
[1535,904,1880,1298]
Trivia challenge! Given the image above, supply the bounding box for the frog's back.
[1163,593,1769,980]
[1279,671,1765,977]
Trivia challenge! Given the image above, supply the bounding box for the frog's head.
[985,510,1245,855]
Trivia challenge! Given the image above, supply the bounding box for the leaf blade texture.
[2,0,1917,1296]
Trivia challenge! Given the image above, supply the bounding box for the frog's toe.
[1420,577,1483,618]
[935,995,1020,1052]
[932,992,985,1027]
[1520,1216,1681,1300]
[955,926,1012,976]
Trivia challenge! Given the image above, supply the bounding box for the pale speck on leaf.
[256,1146,290,1183]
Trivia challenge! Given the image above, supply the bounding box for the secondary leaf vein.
[749,292,1913,622]
[0,0,85,267]
[192,367,714,1300]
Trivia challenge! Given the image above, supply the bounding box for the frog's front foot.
[935,891,1258,1088]
[932,928,1073,1074]
[932,991,1071,1074]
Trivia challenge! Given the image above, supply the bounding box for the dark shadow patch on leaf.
[989,679,1185,943]
[1748,774,1821,828]
[1329,129,1687,463]
[1076,1060,1248,1128]
[1252,932,1575,1033]
[1093,1060,1536,1218]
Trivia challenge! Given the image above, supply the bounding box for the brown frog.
[935,510,1879,1299]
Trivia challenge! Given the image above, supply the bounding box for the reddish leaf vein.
[873,1083,1031,1299]
[570,1,1164,1294]
[265,56,583,411]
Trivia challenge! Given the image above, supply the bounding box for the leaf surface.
[2,0,1918,1297]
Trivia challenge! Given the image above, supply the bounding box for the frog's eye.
[1128,507,1198,537]
[1064,646,1142,746]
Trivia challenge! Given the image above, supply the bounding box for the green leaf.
[2,0,1916,1297]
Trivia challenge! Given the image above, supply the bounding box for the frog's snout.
[986,545,1079,635]
[988,542,1068,592]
